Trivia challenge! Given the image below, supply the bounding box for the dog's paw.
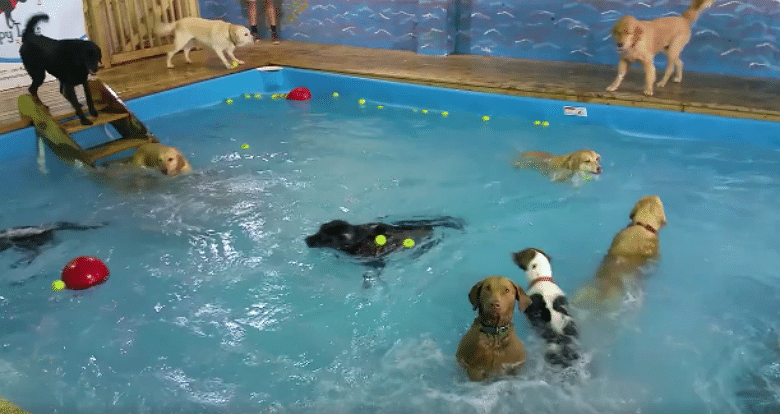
[643,89,654,96]
[79,117,94,126]
[605,85,618,92]
[673,76,682,83]
[89,109,99,118]
[655,80,667,88]
[167,63,175,69]
[236,60,245,65]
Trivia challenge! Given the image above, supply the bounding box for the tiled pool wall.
[2,67,780,163]
[201,0,780,80]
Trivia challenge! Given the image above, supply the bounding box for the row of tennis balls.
[224,92,550,126]
[375,235,415,248]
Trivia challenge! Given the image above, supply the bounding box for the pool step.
[18,80,159,168]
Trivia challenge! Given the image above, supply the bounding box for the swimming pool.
[1,68,780,413]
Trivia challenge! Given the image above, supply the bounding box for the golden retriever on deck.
[514,149,601,182]
[157,17,253,69]
[572,196,667,310]
[605,0,714,96]
[456,276,532,381]
[130,143,192,176]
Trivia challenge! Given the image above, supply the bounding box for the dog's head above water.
[629,195,667,232]
[512,248,552,285]
[565,149,602,175]
[305,220,386,255]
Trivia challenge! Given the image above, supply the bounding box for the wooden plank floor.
[2,40,780,135]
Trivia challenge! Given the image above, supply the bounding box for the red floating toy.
[61,256,110,290]
[286,87,311,101]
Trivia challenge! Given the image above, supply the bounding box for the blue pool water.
[1,69,780,413]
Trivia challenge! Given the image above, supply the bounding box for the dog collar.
[479,322,511,336]
[528,276,555,290]
[630,222,657,234]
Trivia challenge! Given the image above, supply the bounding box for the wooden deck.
[2,40,780,135]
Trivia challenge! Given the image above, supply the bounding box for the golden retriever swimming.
[605,0,714,96]
[572,196,667,310]
[130,143,192,176]
[514,149,601,182]
[456,276,532,381]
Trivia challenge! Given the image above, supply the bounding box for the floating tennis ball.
[254,93,262,99]
[52,280,65,291]
[332,92,339,97]
[442,111,449,117]
[375,235,387,246]
[244,94,251,99]
[534,120,541,125]
[225,99,233,104]
[403,238,415,248]
[377,105,384,109]
[358,99,366,105]
[542,121,550,127]
[422,109,428,114]
[482,115,490,121]
[241,143,249,150]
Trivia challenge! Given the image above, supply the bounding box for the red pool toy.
[286,87,311,101]
[61,256,110,290]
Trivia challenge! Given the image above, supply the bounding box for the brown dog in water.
[456,276,532,381]
[129,143,192,176]
[572,195,667,310]
[514,149,602,183]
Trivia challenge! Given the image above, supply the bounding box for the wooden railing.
[83,0,200,67]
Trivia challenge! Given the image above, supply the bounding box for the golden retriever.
[157,17,253,69]
[572,196,667,310]
[456,276,532,381]
[605,0,714,96]
[130,143,192,176]
[514,149,601,182]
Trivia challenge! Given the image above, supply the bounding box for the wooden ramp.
[17,80,158,168]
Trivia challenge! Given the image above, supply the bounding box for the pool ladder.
[17,80,158,169]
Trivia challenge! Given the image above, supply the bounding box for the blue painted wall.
[199,0,780,80]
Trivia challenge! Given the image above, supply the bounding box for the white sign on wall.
[0,0,89,91]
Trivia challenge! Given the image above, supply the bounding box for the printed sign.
[0,0,88,91]
[563,106,588,117]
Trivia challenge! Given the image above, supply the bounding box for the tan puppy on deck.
[572,196,667,310]
[514,149,601,182]
[130,143,192,176]
[456,276,532,381]
[157,17,253,69]
[605,0,714,96]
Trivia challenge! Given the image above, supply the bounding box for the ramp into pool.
[17,80,159,168]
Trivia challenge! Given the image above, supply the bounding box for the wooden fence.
[83,0,200,67]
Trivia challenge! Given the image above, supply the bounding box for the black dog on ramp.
[305,216,465,287]
[1,221,107,268]
[19,13,102,126]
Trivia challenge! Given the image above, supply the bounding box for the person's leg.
[265,0,279,44]
[247,0,260,41]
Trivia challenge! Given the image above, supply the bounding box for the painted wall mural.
[199,0,780,80]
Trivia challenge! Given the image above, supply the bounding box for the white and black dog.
[512,248,580,367]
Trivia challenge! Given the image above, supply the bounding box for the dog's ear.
[229,25,240,45]
[514,282,532,312]
[468,281,484,312]
[175,153,186,174]
[563,154,576,170]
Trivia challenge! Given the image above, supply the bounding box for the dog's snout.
[616,42,624,48]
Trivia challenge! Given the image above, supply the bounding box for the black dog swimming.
[1,221,106,268]
[305,216,465,286]
[19,13,102,126]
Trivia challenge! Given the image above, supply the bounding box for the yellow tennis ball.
[375,235,387,246]
[241,143,249,150]
[482,115,490,121]
[52,280,65,291]
[225,99,233,104]
[542,121,550,127]
[403,238,415,248]
[231,61,238,67]
[358,99,366,105]
[413,109,418,113]
[332,92,339,97]
[442,111,449,117]
[422,109,428,114]
[244,94,251,99]
[377,105,384,109]
[534,120,541,125]
[254,93,261,99]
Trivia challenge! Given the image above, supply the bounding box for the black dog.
[306,216,465,286]
[1,221,106,268]
[19,13,102,126]
[1,0,26,28]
